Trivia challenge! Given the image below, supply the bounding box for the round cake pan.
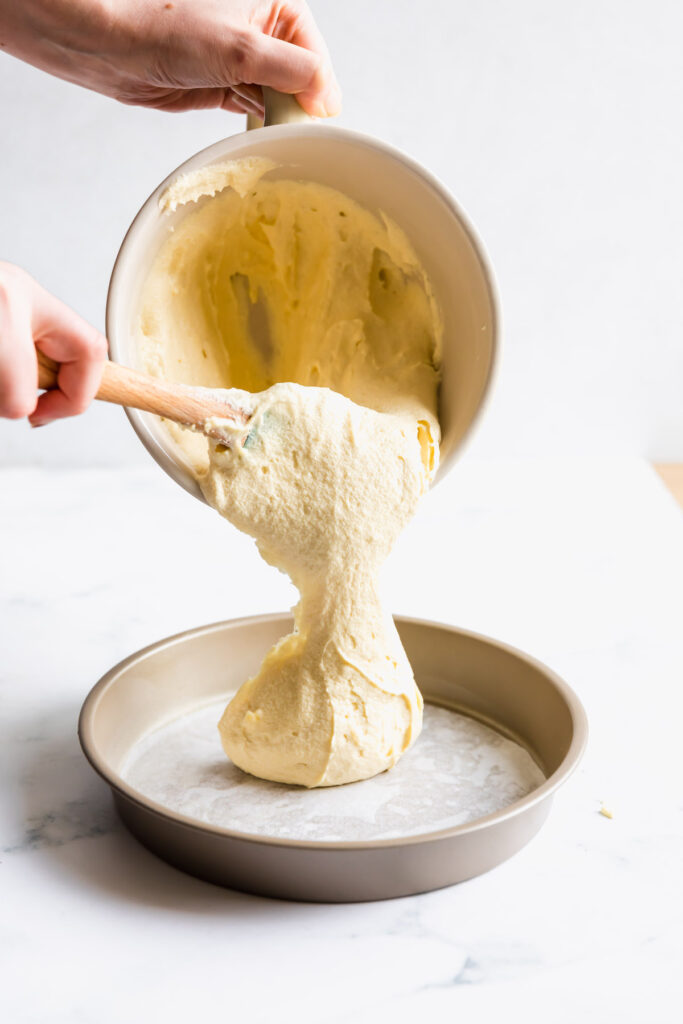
[78,614,587,903]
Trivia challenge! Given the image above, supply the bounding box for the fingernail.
[30,418,46,429]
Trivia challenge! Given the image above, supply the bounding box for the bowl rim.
[105,121,501,497]
[79,612,587,852]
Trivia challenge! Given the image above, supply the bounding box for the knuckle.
[229,30,256,82]
[69,328,107,362]
[90,333,108,361]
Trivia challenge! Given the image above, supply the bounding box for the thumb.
[240,31,341,117]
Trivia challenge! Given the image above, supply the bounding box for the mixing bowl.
[107,91,499,502]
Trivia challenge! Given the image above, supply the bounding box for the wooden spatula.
[36,350,252,441]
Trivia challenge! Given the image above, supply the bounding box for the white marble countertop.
[1,458,681,1022]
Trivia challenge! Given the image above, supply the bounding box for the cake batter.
[137,160,442,786]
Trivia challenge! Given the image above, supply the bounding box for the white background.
[1,0,681,467]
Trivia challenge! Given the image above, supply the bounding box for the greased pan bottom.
[79,615,587,902]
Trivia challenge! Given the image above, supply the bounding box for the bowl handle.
[246,87,313,130]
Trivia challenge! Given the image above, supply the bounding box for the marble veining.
[1,460,681,1024]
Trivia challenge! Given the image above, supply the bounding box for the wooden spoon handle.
[36,350,250,430]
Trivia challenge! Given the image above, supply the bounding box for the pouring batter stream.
[137,161,442,785]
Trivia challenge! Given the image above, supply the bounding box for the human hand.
[0,0,340,119]
[0,263,107,426]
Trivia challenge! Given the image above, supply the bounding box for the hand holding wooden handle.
[37,350,251,440]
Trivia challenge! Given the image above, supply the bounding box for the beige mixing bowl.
[107,91,499,501]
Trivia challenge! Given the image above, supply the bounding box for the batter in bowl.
[137,160,442,786]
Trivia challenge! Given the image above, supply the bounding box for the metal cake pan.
[78,614,587,902]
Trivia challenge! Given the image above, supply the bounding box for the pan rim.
[79,613,588,852]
